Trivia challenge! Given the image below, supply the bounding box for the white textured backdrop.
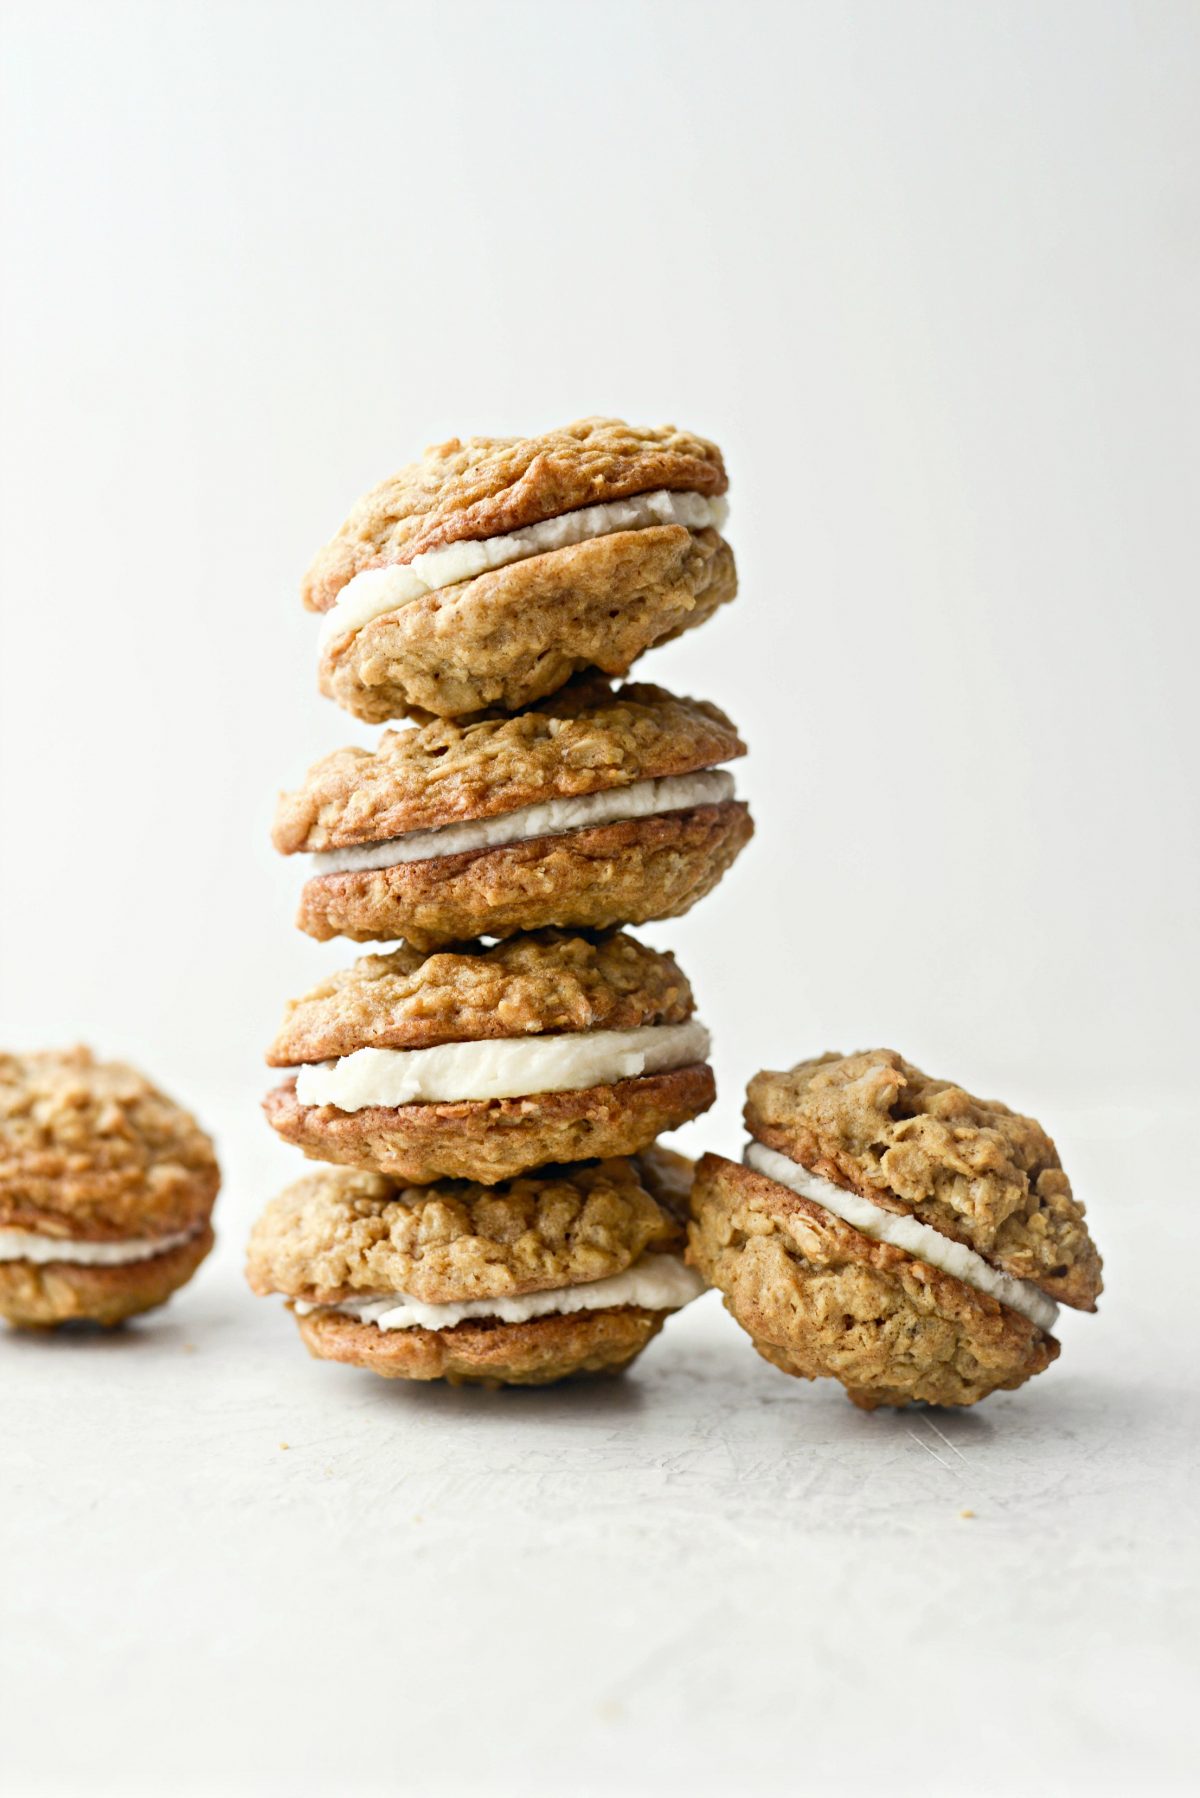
[2,0,1196,1143]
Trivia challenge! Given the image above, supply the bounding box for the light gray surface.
[2,1100,1194,1797]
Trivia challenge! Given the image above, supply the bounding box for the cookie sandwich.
[0,1047,219,1327]
[690,1049,1102,1409]
[274,676,753,947]
[305,418,736,722]
[247,1148,705,1386]
[264,931,715,1186]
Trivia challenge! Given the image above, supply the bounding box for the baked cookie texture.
[303,419,728,614]
[689,1157,1058,1410]
[0,1047,219,1327]
[264,931,712,1183]
[277,676,753,947]
[319,522,737,723]
[246,1153,685,1307]
[249,1148,697,1387]
[296,803,752,949]
[267,930,695,1065]
[294,1302,668,1387]
[0,1047,219,1239]
[273,677,745,854]
[264,1064,714,1186]
[746,1050,1102,1311]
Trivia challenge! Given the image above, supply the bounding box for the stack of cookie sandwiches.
[248,418,753,1386]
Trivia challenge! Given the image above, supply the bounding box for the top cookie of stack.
[304,416,735,722]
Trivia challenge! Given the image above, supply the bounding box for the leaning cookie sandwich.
[689,1050,1101,1408]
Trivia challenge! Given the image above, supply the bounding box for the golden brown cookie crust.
[267,929,694,1066]
[263,1064,715,1185]
[318,524,736,723]
[245,1157,683,1307]
[0,1048,220,1239]
[295,802,754,948]
[293,1302,668,1386]
[0,1223,215,1329]
[745,1051,1102,1312]
[688,1156,1058,1410]
[303,417,727,613]
[273,678,745,854]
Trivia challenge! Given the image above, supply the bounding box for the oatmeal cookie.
[245,1157,685,1307]
[305,418,736,722]
[0,1226,215,1330]
[689,1050,1101,1408]
[303,418,727,613]
[320,525,736,723]
[267,930,694,1065]
[296,805,752,950]
[746,1050,1101,1310]
[248,1151,702,1388]
[0,1048,218,1327]
[293,1302,669,1387]
[276,678,752,947]
[689,1156,1058,1409]
[263,1064,714,1185]
[264,932,714,1184]
[274,679,744,853]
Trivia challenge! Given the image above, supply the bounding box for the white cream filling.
[292,1251,705,1332]
[293,1019,711,1111]
[318,488,729,650]
[311,769,737,876]
[0,1224,201,1267]
[743,1141,1059,1333]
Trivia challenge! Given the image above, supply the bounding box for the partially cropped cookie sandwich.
[246,1148,705,1386]
[0,1047,219,1327]
[690,1050,1102,1409]
[305,418,736,722]
[274,676,753,947]
[263,931,714,1185]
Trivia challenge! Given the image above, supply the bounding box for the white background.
[0,5,1197,1796]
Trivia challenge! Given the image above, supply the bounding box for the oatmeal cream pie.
[305,418,736,722]
[689,1050,1102,1410]
[274,677,753,948]
[0,1047,219,1327]
[246,1149,706,1386]
[263,931,714,1185]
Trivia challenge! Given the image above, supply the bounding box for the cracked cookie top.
[245,1153,686,1305]
[267,930,695,1066]
[0,1047,219,1239]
